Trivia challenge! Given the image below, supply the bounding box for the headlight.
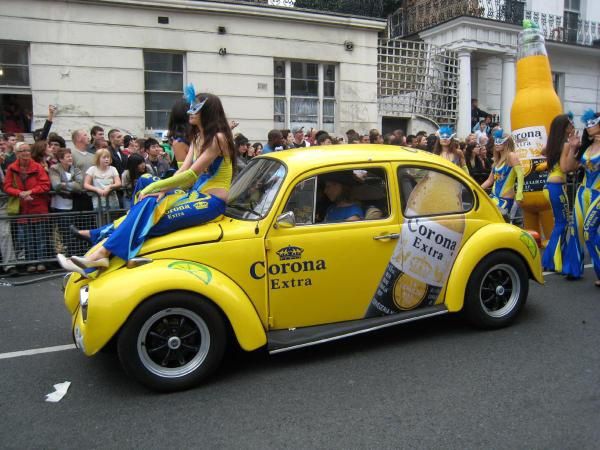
[62,273,71,291]
[79,286,89,322]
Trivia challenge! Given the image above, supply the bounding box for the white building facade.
[392,0,600,137]
[0,0,386,142]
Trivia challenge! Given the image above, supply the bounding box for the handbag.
[6,175,20,215]
[7,196,19,215]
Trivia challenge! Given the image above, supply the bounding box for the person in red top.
[3,142,51,272]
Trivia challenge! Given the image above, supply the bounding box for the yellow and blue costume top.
[581,151,600,191]
[547,163,566,183]
[492,162,517,199]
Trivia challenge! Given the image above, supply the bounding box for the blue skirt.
[89,175,226,261]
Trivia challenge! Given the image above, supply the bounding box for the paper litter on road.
[45,381,71,403]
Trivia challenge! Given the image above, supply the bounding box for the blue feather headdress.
[438,125,456,140]
[185,83,206,115]
[581,108,600,128]
[493,128,509,145]
[566,111,574,124]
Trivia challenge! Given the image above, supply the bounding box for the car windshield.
[226,158,287,220]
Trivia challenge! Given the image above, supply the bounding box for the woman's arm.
[188,136,224,176]
[3,168,20,196]
[83,173,102,195]
[138,135,228,199]
[30,166,51,194]
[509,153,524,201]
[172,141,190,169]
[70,167,83,192]
[480,169,494,190]
[560,134,581,173]
[110,167,121,190]
[176,141,194,173]
[49,166,63,192]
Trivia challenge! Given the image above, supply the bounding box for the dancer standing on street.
[563,109,600,287]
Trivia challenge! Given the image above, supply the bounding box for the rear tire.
[464,251,528,329]
[117,292,226,392]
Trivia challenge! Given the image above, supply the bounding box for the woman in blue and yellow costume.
[541,113,580,272]
[433,126,468,173]
[480,129,524,215]
[563,109,600,287]
[57,88,235,276]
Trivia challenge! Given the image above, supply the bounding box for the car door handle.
[373,233,400,241]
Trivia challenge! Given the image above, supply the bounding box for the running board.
[268,306,448,354]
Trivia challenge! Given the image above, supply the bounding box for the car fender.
[82,259,267,355]
[444,224,544,312]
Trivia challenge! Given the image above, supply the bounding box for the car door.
[265,163,400,330]
[390,164,477,311]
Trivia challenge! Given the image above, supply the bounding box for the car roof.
[259,144,460,178]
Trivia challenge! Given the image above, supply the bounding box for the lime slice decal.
[168,261,212,284]
[520,232,538,258]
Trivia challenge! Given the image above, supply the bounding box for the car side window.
[284,168,389,225]
[284,177,317,225]
[398,167,474,217]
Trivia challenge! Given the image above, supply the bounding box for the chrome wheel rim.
[137,308,210,378]
[479,264,520,318]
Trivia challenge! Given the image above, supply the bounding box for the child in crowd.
[83,148,121,211]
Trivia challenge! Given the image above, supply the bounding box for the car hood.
[137,221,225,256]
[136,216,262,256]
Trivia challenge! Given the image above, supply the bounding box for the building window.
[563,0,580,43]
[0,42,29,87]
[274,60,336,133]
[144,51,184,130]
[0,41,32,133]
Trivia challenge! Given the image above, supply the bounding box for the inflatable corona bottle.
[511,20,562,241]
[365,172,465,317]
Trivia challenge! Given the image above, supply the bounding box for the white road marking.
[0,344,76,360]
[543,263,593,277]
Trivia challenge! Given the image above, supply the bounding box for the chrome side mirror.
[275,211,296,229]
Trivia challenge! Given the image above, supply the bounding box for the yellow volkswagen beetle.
[63,145,543,391]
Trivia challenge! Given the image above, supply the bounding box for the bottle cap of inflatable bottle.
[517,20,547,59]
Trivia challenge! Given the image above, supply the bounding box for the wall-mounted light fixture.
[344,41,354,51]
[218,26,226,34]
[218,48,227,56]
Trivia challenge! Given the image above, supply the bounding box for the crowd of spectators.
[0,105,180,274]
[0,98,506,274]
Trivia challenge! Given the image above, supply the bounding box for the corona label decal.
[365,171,465,317]
[510,20,562,242]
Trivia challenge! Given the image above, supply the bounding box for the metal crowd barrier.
[0,191,127,271]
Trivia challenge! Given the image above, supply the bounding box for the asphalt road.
[0,268,599,449]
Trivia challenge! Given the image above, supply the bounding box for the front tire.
[117,292,226,392]
[464,251,528,329]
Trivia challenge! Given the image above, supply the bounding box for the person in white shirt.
[83,148,121,211]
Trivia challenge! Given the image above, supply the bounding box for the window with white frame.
[144,51,184,130]
[274,60,336,133]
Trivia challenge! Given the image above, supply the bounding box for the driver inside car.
[322,171,364,223]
